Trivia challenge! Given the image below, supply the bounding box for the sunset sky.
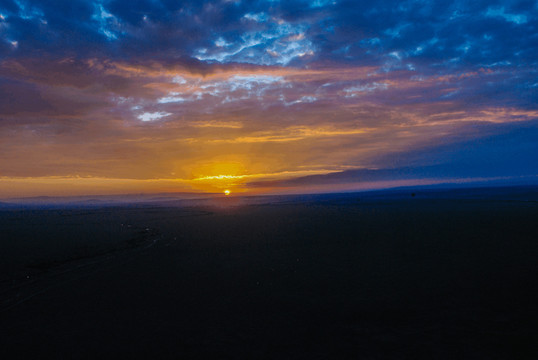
[1,0,537,197]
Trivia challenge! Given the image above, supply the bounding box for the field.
[1,187,538,359]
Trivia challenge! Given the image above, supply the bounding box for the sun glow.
[224,189,231,195]
[194,174,247,181]
[187,161,249,192]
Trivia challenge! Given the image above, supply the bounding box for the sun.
[224,189,231,196]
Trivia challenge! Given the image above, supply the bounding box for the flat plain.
[1,187,537,359]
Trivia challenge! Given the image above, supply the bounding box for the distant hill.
[0,201,18,209]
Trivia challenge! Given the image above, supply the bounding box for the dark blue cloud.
[381,120,538,174]
[1,0,537,72]
[2,0,536,110]
[319,0,538,72]
[249,120,538,188]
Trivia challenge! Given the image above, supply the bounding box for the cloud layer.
[1,0,537,196]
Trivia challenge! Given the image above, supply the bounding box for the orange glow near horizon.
[1,56,535,199]
[189,161,249,193]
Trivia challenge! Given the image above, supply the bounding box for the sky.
[0,0,537,197]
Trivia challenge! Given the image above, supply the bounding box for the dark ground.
[1,187,538,359]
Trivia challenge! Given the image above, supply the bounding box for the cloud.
[193,13,315,65]
[0,0,537,196]
[137,111,171,122]
[486,6,528,24]
[2,0,537,74]
[248,120,538,189]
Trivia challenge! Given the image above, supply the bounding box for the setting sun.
[224,189,231,196]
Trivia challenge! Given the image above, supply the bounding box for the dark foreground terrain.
[1,187,538,359]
